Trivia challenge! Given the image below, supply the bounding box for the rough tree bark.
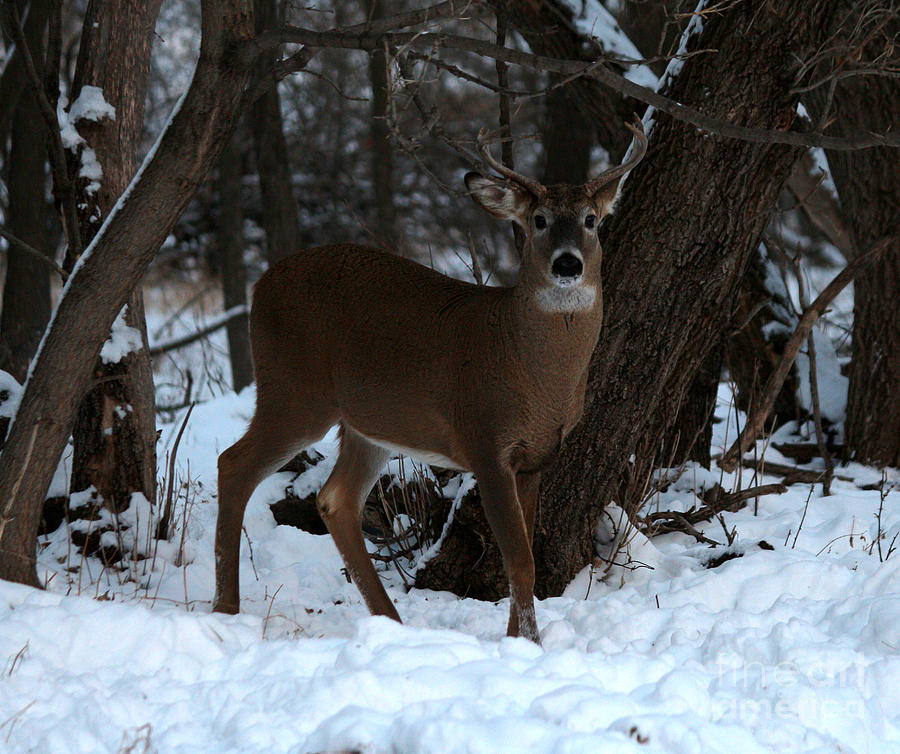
[804,1,900,467]
[65,0,162,512]
[0,0,256,586]
[0,2,51,383]
[417,0,836,601]
[216,131,254,393]
[249,0,302,264]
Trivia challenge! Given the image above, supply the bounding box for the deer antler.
[476,128,547,199]
[583,115,648,196]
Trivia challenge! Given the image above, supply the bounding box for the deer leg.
[507,471,541,638]
[214,412,331,614]
[317,424,398,621]
[475,464,540,644]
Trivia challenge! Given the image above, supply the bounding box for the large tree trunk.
[804,2,900,467]
[249,0,302,264]
[0,2,51,383]
[64,0,162,512]
[0,0,256,586]
[417,0,835,600]
[216,131,254,393]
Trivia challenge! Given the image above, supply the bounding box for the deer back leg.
[317,424,398,621]
[214,406,335,614]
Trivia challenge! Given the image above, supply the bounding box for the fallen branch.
[720,236,894,471]
[148,306,248,357]
[639,483,787,542]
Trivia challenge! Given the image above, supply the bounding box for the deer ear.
[589,178,623,217]
[465,173,530,226]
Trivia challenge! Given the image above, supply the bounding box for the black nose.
[551,253,583,279]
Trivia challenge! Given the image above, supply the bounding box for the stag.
[214,118,647,644]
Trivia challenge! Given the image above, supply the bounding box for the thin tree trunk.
[804,2,900,467]
[0,2,51,383]
[216,132,254,393]
[0,0,256,586]
[494,0,635,163]
[367,0,397,247]
[417,0,836,600]
[65,0,162,512]
[249,0,302,264]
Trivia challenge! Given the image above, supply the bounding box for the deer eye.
[584,214,597,229]
[534,214,547,230]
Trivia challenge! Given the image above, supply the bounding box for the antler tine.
[476,128,547,198]
[584,115,648,195]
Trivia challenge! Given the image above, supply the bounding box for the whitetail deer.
[214,118,647,644]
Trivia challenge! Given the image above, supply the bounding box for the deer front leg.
[507,471,541,638]
[475,464,540,645]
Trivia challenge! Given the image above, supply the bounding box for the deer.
[213,118,647,644]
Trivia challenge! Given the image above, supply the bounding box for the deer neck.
[503,277,604,375]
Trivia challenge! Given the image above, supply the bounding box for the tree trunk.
[417,0,835,600]
[249,0,302,264]
[367,0,397,247]
[0,0,256,586]
[216,131,254,393]
[0,2,51,383]
[65,0,162,512]
[804,2,900,467]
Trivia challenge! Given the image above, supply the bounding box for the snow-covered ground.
[1,313,898,752]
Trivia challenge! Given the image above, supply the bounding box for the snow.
[2,370,898,752]
[55,87,115,197]
[68,85,117,123]
[99,306,144,364]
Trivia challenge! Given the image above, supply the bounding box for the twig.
[720,236,895,471]
[791,251,834,495]
[157,402,195,539]
[0,227,68,280]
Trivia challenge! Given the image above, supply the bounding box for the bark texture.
[0,0,256,586]
[65,0,162,512]
[0,2,51,383]
[417,0,835,600]
[804,1,900,467]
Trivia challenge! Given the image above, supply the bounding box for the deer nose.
[551,252,583,280]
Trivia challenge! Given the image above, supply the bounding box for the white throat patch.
[535,284,597,313]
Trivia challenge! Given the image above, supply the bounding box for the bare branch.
[149,306,248,357]
[0,227,68,281]
[270,27,900,150]
[720,236,896,471]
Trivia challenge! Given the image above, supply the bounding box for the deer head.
[465,116,647,308]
